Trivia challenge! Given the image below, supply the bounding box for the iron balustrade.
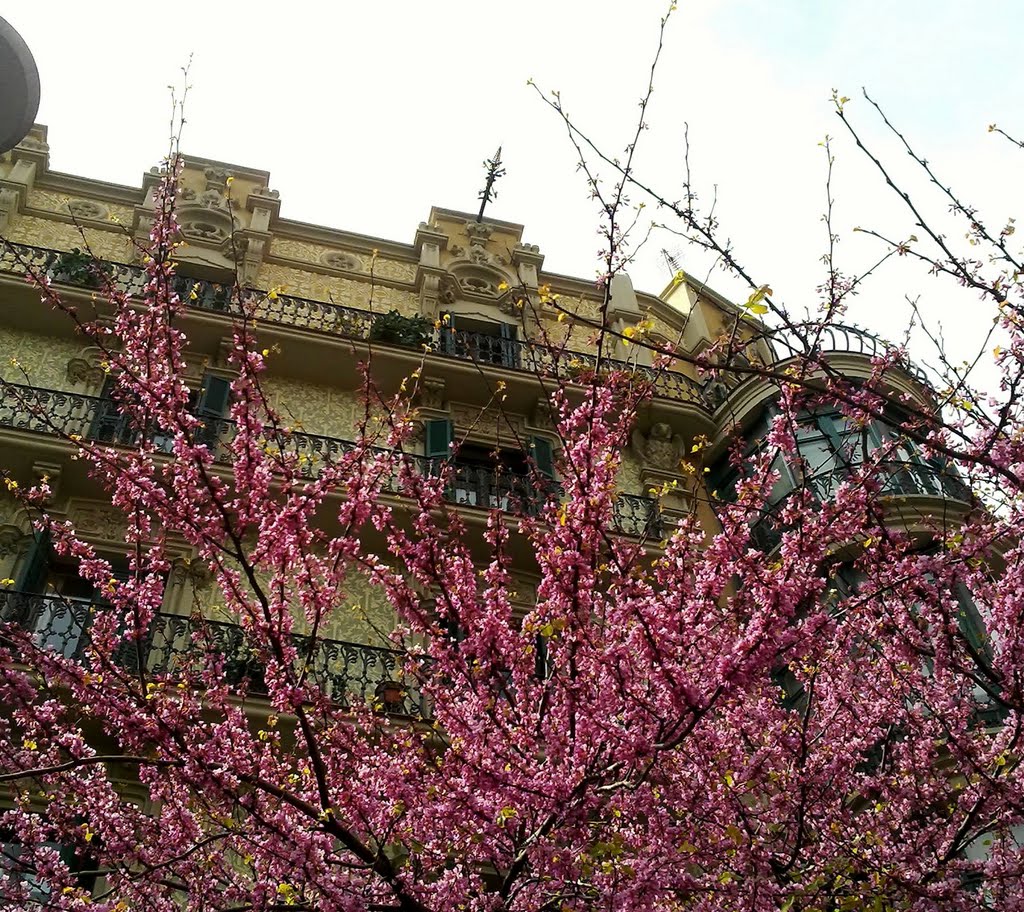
[750,458,972,552]
[0,240,713,410]
[0,382,660,537]
[0,589,427,717]
[612,492,664,540]
[763,322,929,385]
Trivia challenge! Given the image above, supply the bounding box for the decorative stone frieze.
[67,500,127,544]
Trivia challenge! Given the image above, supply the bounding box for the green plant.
[49,248,112,289]
[368,309,433,348]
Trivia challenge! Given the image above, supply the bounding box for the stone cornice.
[35,171,142,206]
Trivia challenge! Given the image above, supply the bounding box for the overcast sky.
[9,1,1024,368]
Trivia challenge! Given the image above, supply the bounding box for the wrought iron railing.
[0,382,660,538]
[750,458,972,551]
[613,492,664,539]
[0,241,712,410]
[763,322,928,385]
[0,590,427,717]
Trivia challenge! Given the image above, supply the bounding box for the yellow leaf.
[742,285,772,315]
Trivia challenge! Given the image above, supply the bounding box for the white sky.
[8,1,1024,370]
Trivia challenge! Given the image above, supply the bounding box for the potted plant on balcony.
[375,678,407,713]
[49,248,112,289]
[368,310,433,349]
[224,646,267,693]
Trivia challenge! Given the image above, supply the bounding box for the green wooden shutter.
[425,419,454,460]
[531,436,555,479]
[499,322,520,368]
[193,375,232,451]
[17,529,51,594]
[196,374,232,418]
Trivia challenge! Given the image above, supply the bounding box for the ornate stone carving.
[179,212,232,244]
[464,222,494,244]
[0,525,24,559]
[467,243,497,267]
[417,377,447,412]
[67,502,127,543]
[67,199,107,221]
[66,357,105,388]
[632,423,685,472]
[203,166,231,192]
[438,275,458,306]
[320,250,362,272]
[449,402,524,442]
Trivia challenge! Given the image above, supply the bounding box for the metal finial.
[476,146,506,223]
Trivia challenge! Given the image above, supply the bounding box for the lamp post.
[0,15,40,154]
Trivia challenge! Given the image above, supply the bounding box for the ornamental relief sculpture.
[0,327,83,390]
[255,264,420,317]
[67,501,128,544]
[262,377,357,439]
[632,423,686,473]
[28,190,134,225]
[449,402,525,443]
[5,215,133,262]
[268,238,416,283]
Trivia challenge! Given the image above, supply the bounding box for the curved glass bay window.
[710,404,971,551]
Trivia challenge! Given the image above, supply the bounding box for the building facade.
[0,124,973,718]
[0,125,982,899]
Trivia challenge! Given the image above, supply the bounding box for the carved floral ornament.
[66,356,106,389]
[319,250,363,272]
[66,199,108,221]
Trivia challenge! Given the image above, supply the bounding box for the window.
[89,373,232,453]
[709,403,967,551]
[438,314,520,369]
[4,533,131,661]
[1,835,95,901]
[423,419,556,514]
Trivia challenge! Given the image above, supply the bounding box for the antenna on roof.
[661,248,681,276]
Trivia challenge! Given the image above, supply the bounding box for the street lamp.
[0,15,40,154]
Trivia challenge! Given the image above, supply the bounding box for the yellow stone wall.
[257,263,419,316]
[261,377,359,440]
[173,560,395,648]
[0,328,84,390]
[4,215,135,262]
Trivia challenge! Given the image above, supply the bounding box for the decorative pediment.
[176,184,240,253]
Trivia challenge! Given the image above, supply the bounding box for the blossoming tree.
[2,61,1024,912]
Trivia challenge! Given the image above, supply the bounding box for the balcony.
[750,458,972,552]
[0,382,662,538]
[0,241,712,411]
[0,589,427,717]
[764,322,928,384]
